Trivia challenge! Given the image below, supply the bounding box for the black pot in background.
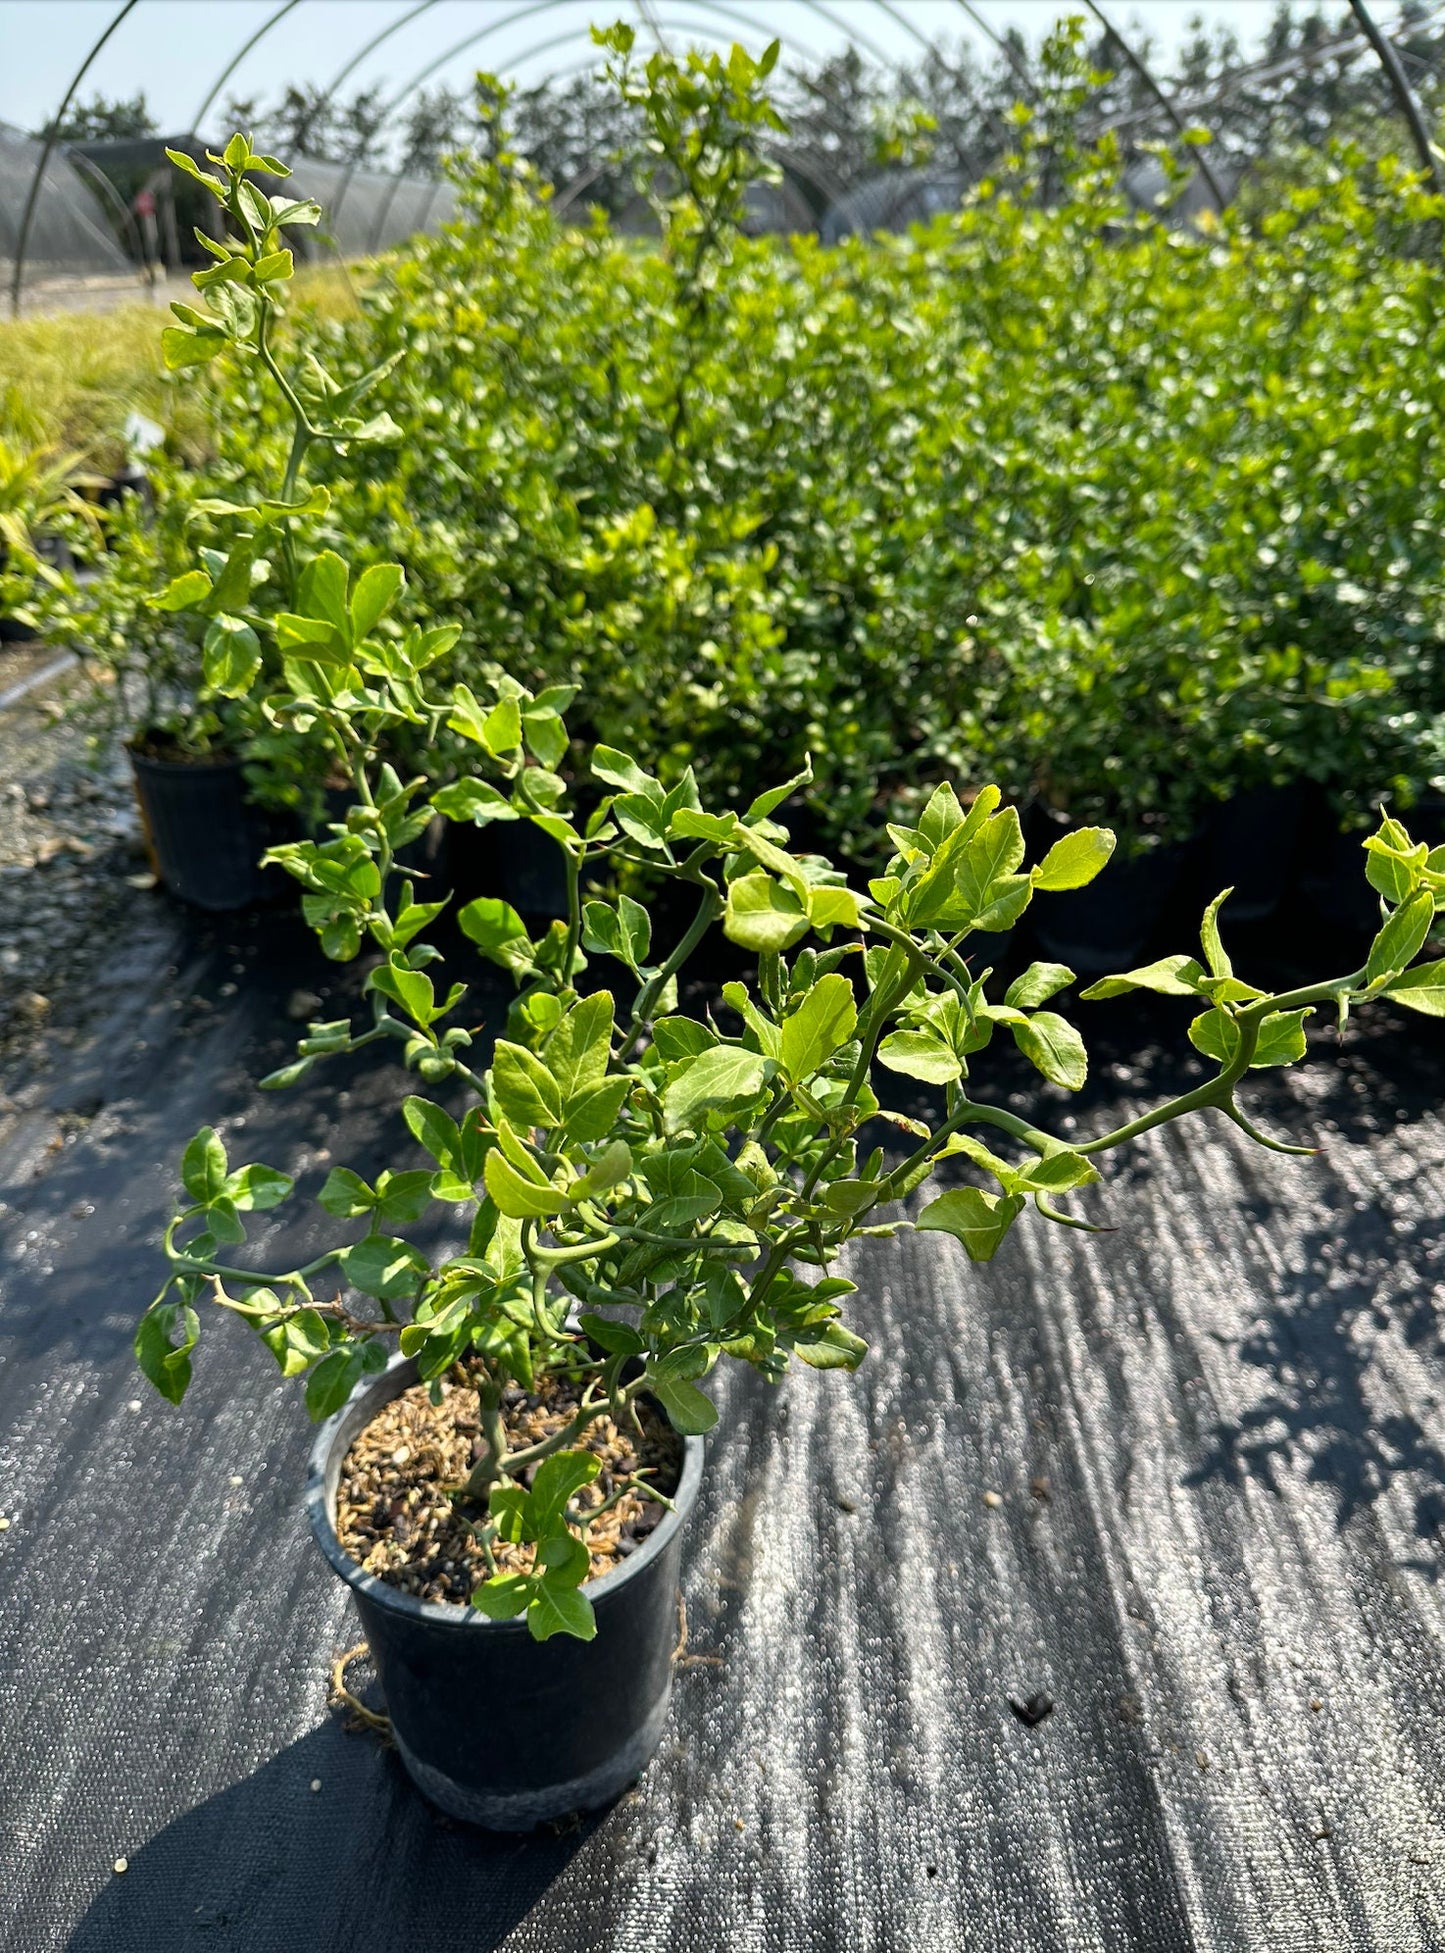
[1026,805,1188,976]
[129,746,281,912]
[1294,788,1380,940]
[1401,793,1445,851]
[445,817,570,920]
[306,1355,705,1830]
[1197,782,1306,923]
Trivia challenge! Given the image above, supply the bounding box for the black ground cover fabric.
[3,898,1445,1950]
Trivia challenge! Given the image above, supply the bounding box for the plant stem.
[618,877,721,1060]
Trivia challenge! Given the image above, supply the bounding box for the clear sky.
[0,1,1325,142]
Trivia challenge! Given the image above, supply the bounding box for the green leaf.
[807,885,864,932]
[591,746,654,792]
[483,1149,566,1218]
[564,1076,632,1144]
[153,568,213,613]
[135,1303,199,1404]
[298,551,351,637]
[487,1484,528,1544]
[536,1531,591,1584]
[651,1377,718,1434]
[482,695,522,756]
[1188,1006,1240,1065]
[1364,824,1426,905]
[1386,959,1445,1016]
[670,809,739,845]
[910,806,1026,929]
[225,1163,293,1211]
[472,1573,533,1620]
[528,1581,597,1642]
[373,1169,435,1227]
[275,612,348,665]
[544,992,614,1097]
[181,1127,227,1204]
[581,895,651,970]
[304,1346,365,1420]
[167,147,223,193]
[458,897,531,971]
[724,871,808,952]
[526,1450,601,1534]
[651,1016,716,1061]
[1021,1148,1099,1192]
[779,973,857,1084]
[522,707,568,769]
[349,563,404,642]
[261,1308,332,1377]
[916,782,966,853]
[1011,1011,1087,1091]
[1079,955,1207,1001]
[1251,1007,1311,1068]
[1005,962,1074,1009]
[432,779,518,827]
[318,1167,373,1218]
[366,958,437,1028]
[161,323,227,370]
[577,1312,645,1356]
[339,1235,428,1301]
[792,1321,868,1370]
[662,1045,771,1132]
[876,1028,962,1084]
[403,1096,462,1171]
[490,1040,564,1130]
[1200,890,1233,981]
[916,1186,1025,1261]
[744,758,813,823]
[205,1196,246,1246]
[1033,826,1116,892]
[1367,890,1434,984]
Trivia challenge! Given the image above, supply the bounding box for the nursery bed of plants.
[3,889,1445,1952]
[8,36,1445,1952]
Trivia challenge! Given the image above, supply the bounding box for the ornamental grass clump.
[137,132,1445,1643]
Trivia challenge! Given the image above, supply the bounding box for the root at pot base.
[336,1366,683,1607]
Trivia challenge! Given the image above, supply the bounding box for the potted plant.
[134,132,1445,1830]
[0,433,105,642]
[38,165,399,911]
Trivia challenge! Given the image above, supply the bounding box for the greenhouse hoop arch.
[9,0,1445,311]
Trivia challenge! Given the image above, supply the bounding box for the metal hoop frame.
[11,0,1445,311]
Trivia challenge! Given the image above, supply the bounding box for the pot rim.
[305,1350,705,1632]
[127,740,245,774]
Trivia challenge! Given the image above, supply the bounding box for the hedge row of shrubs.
[45,36,1445,871]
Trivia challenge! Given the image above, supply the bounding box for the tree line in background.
[35,2,1445,212]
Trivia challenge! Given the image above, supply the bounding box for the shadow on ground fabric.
[65,1720,601,1953]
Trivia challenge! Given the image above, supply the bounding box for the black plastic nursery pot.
[306,1355,706,1830]
[129,744,278,912]
[445,817,571,920]
[1294,790,1382,942]
[1198,782,1306,924]
[1027,806,1187,975]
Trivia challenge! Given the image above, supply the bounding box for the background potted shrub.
[135,135,1445,1828]
[0,434,104,642]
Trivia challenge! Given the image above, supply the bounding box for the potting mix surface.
[336,1369,682,1604]
[4,887,1445,1952]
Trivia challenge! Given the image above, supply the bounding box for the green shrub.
[64,29,1445,859]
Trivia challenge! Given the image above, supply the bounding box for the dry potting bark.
[335,1364,683,1606]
